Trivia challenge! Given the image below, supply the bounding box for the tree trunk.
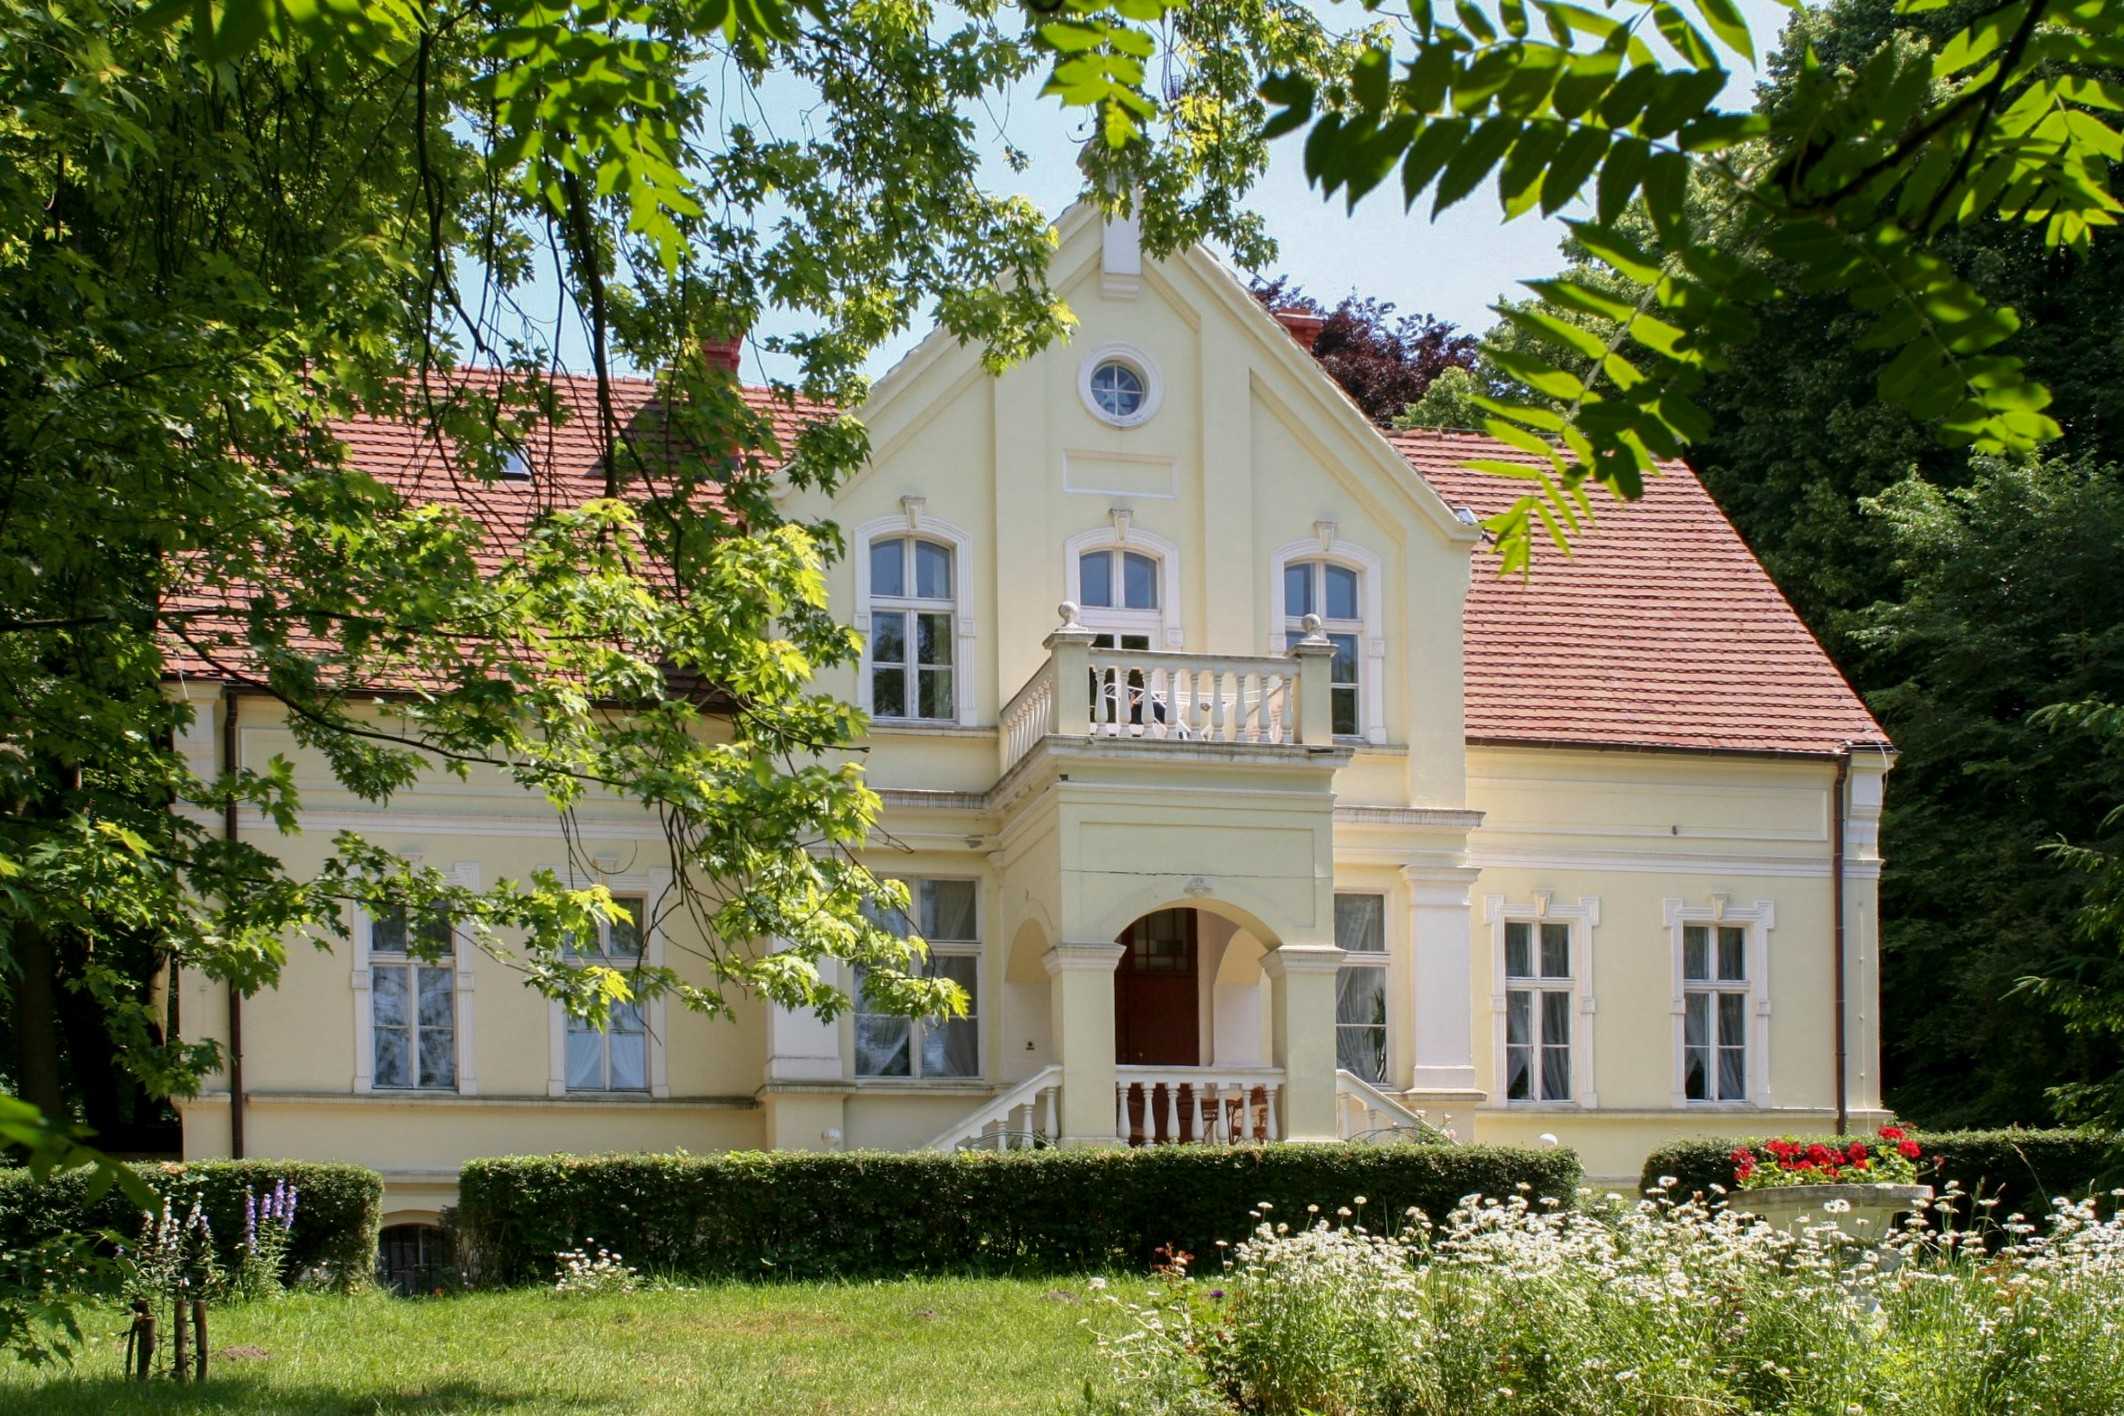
[170,1292,188,1382]
[10,925,64,1120]
[191,1299,207,1382]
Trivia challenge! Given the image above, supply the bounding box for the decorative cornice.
[1043,941,1125,976]
[1259,943,1346,978]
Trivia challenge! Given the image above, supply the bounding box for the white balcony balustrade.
[922,1066,1062,1152]
[1114,1066,1287,1146]
[999,603,1338,777]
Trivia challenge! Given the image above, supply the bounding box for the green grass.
[4,1276,1148,1413]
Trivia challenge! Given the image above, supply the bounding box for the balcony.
[999,603,1341,779]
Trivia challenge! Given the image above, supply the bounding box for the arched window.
[1064,524,1181,651]
[1283,559,1362,738]
[1077,547,1159,648]
[1270,536,1385,744]
[867,533,957,721]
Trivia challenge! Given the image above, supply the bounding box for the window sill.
[848,1077,992,1094]
[867,720,994,738]
[220,1090,754,1110]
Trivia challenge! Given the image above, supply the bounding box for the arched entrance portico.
[1109,905,1287,1144]
[1113,908,1200,1066]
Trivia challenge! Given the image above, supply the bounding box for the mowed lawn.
[4,1275,1147,1413]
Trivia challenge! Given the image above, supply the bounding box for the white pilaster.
[1405,865,1484,1099]
[1045,941,1125,1146]
[765,948,846,1084]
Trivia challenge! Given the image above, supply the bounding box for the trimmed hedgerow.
[1639,1129,2124,1227]
[455,1143,1582,1285]
[0,1159,383,1289]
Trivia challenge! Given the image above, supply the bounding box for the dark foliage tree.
[1858,459,2124,1125]
[1249,278,1477,424]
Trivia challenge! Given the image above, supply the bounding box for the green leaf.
[1936,2,2029,78]
[1552,48,1621,121]
[1640,150,1690,245]
[1434,116,1520,217]
[1501,302,1610,362]
[1487,346,1590,401]
[1405,44,1455,113]
[1691,0,1755,63]
[1542,125,1610,214]
[1651,2,1717,70]
[1499,123,1566,219]
[1597,136,1651,224]
[1569,220,1663,284]
[1352,46,1393,115]
[1402,118,1470,208]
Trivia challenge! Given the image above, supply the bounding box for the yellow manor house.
[173,205,1894,1233]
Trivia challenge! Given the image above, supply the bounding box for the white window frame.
[851,505,976,725]
[1076,342,1163,428]
[1664,896,1775,1109]
[1332,892,1390,1085]
[546,868,672,1099]
[352,860,479,1096]
[852,876,983,1083]
[1485,892,1598,1108]
[1063,520,1182,648]
[1269,533,1386,744]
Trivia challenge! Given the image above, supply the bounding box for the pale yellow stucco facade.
[176,206,1890,1220]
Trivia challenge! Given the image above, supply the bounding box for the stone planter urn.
[1731,1182,1935,1241]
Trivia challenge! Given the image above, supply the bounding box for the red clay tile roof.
[171,369,1885,756]
[1390,428,1888,757]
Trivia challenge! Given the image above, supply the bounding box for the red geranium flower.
[1878,1125,1905,1142]
[1899,1140,1921,1160]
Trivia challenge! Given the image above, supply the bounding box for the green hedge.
[1639,1129,2124,1228]
[456,1143,1582,1284]
[0,1159,383,1289]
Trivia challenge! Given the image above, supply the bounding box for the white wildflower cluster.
[550,1240,640,1296]
[1086,1184,2124,1414]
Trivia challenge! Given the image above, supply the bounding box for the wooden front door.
[1113,909,1199,1065]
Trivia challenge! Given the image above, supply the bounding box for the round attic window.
[1078,344,1162,428]
[1090,360,1145,419]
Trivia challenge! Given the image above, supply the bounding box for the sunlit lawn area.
[3,1275,1145,1413]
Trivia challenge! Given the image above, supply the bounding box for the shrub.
[1640,1128,2124,1227]
[455,1143,1582,1285]
[0,1160,382,1290]
[1089,1188,2124,1414]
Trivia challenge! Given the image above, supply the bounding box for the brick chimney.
[701,330,745,376]
[1272,308,1326,350]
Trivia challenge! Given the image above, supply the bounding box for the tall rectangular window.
[1333,894,1388,1083]
[566,896,649,1092]
[868,536,955,721]
[370,907,456,1090]
[1285,559,1364,737]
[1504,920,1572,1102]
[1683,923,1749,1102]
[855,879,979,1079]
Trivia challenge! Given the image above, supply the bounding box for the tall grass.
[1090,1184,2124,1414]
